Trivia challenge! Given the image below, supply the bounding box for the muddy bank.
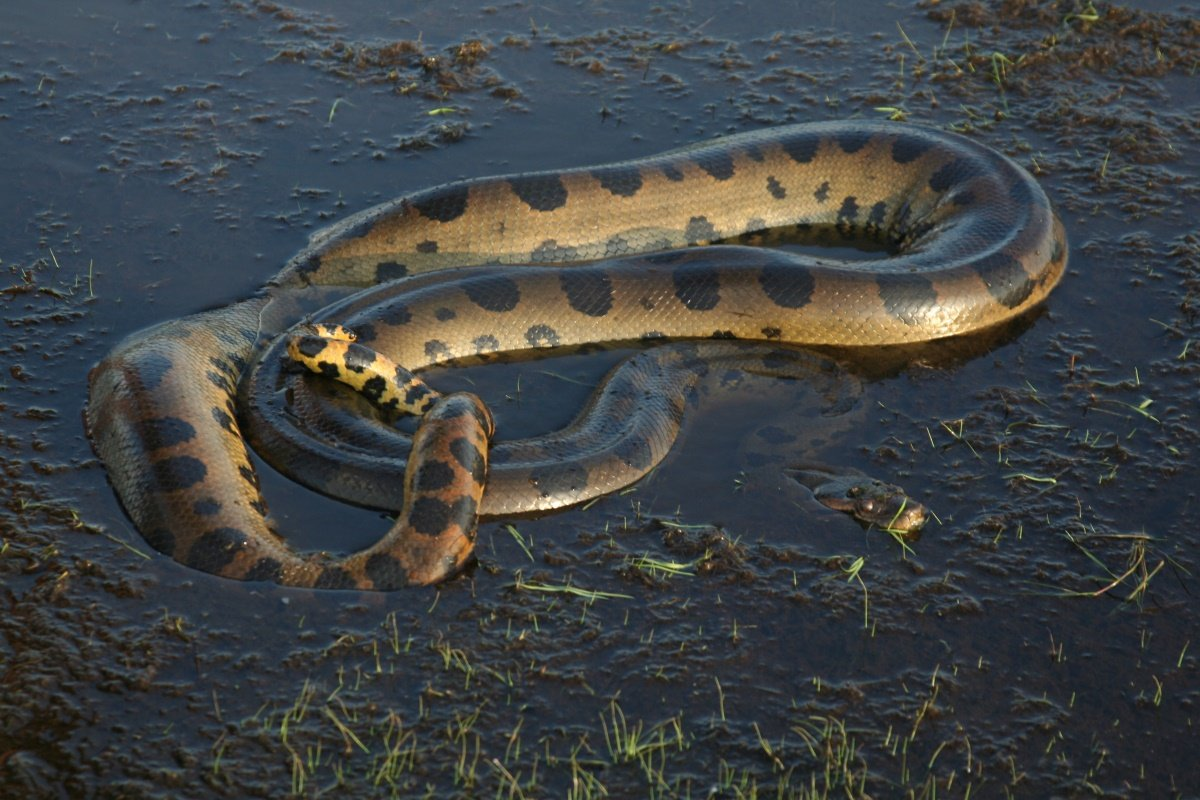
[2,1,1199,796]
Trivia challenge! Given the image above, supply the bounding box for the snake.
[85,120,1067,590]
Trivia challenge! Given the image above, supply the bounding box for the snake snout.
[787,465,928,536]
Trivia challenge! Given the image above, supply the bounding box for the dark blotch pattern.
[245,558,283,583]
[409,496,453,536]
[531,239,580,263]
[868,201,888,227]
[508,174,568,211]
[865,201,889,240]
[435,307,457,322]
[661,164,684,182]
[425,340,452,361]
[343,343,378,373]
[837,131,871,153]
[134,352,174,392]
[295,336,326,359]
[473,334,500,354]
[404,381,434,410]
[193,497,222,516]
[411,186,469,222]
[464,400,493,439]
[186,527,247,572]
[205,370,232,393]
[592,166,643,197]
[759,264,814,309]
[209,355,234,379]
[561,270,614,317]
[212,406,235,433]
[877,273,939,324]
[837,197,860,224]
[143,526,174,556]
[139,416,196,451]
[813,181,830,203]
[449,436,487,485]
[449,496,478,538]
[891,135,933,164]
[376,261,409,282]
[364,553,408,590]
[525,324,561,347]
[685,216,717,245]
[238,464,258,488]
[465,274,521,312]
[782,132,820,164]
[929,158,984,192]
[153,455,207,491]
[766,176,786,200]
[416,240,439,253]
[314,567,357,590]
[415,458,456,492]
[295,254,322,277]
[360,375,387,405]
[381,303,412,327]
[227,350,250,372]
[974,251,1034,309]
[696,150,735,181]
[673,264,722,311]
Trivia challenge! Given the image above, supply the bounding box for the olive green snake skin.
[86,121,1067,589]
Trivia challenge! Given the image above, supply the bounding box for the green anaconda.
[85,120,1067,590]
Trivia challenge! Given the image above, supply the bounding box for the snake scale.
[86,121,1067,590]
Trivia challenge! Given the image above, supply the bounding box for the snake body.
[86,121,1066,589]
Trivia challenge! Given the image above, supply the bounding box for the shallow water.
[3,1,1199,797]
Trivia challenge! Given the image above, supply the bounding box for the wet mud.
[3,1,1199,797]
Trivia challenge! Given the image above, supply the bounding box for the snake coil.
[86,121,1066,589]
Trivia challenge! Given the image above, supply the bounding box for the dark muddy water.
[3,1,1198,797]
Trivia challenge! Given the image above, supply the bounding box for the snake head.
[787,465,929,535]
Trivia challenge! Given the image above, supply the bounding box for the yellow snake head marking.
[311,322,357,342]
[285,329,441,418]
